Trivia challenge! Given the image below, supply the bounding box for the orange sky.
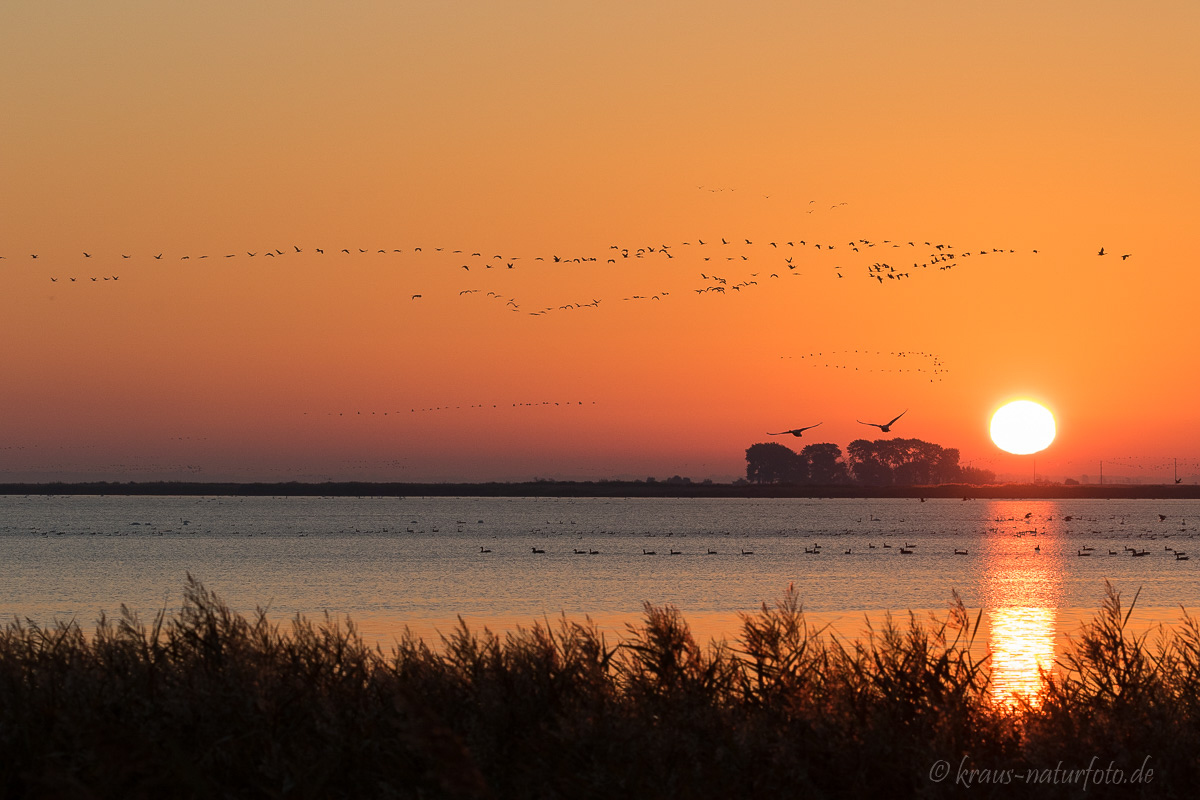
[2,1,1198,483]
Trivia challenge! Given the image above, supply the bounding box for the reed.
[0,576,1194,797]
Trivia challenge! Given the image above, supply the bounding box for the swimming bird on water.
[768,422,822,437]
[857,410,907,433]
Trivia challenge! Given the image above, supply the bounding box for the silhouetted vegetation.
[6,479,1200,499]
[746,438,998,486]
[1,578,1195,797]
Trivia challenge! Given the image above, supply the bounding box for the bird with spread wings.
[857,410,906,433]
[768,422,822,437]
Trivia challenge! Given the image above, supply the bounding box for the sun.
[990,400,1056,455]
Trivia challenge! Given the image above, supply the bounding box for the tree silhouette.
[748,438,989,486]
[745,443,806,484]
[801,442,849,485]
[847,439,891,485]
[847,437,980,486]
[745,442,849,485]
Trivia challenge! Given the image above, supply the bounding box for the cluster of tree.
[745,438,997,486]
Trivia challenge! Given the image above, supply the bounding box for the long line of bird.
[494,542,1187,559]
[7,237,1004,263]
[10,236,1043,301]
[12,236,1084,332]
[304,401,598,417]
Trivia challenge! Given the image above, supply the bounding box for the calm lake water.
[5,494,1200,702]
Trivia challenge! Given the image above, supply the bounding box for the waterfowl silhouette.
[857,410,907,433]
[768,423,822,437]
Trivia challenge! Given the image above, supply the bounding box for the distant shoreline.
[1,480,1198,499]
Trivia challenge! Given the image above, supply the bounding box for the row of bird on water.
[1072,544,1188,560]
[769,410,906,437]
[494,542,1192,559]
[501,543,954,556]
[507,546,755,555]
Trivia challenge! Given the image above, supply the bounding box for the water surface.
[2,495,1194,642]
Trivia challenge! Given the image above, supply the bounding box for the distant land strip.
[1,481,1198,500]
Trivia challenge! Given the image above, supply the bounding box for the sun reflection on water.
[982,501,1063,708]
[987,606,1056,707]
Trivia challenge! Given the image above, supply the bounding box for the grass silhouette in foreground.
[2,578,1198,798]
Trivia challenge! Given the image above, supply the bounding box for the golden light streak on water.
[987,606,1056,708]
[981,500,1064,708]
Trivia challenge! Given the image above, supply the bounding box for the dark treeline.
[1,579,1195,797]
[746,438,998,486]
[2,480,1200,499]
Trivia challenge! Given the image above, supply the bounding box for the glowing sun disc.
[991,401,1056,455]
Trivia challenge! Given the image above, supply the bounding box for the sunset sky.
[3,1,1198,483]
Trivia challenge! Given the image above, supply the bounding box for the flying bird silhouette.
[858,410,907,433]
[768,423,822,437]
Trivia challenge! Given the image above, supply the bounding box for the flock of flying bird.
[9,235,1057,314]
[306,401,597,417]
[784,349,948,381]
[16,235,1146,474]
